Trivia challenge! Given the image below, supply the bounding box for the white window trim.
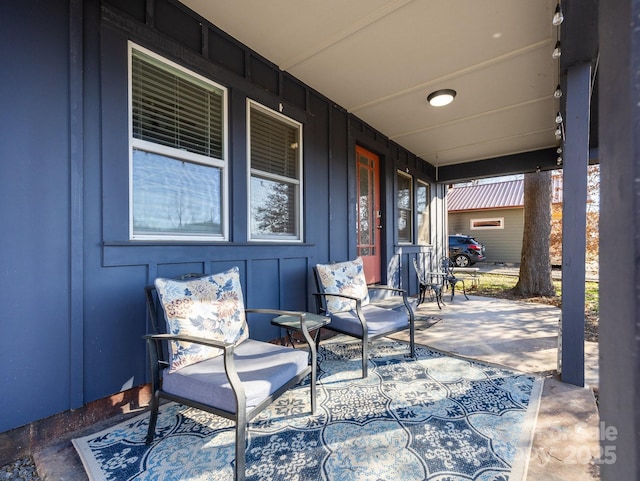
[470,217,504,230]
[127,42,229,241]
[247,99,304,242]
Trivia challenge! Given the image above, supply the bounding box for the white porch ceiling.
[180,0,560,168]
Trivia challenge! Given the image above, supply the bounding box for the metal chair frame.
[412,257,444,309]
[440,257,470,301]
[144,273,317,481]
[312,266,415,378]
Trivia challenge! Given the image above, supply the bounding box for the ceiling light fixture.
[427,89,457,107]
[552,41,562,59]
[553,3,564,26]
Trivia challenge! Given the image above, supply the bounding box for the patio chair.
[144,269,317,481]
[440,256,469,301]
[412,257,443,309]
[312,257,415,377]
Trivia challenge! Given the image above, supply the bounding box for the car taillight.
[469,244,482,251]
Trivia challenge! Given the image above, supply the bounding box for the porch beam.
[560,62,591,387]
[436,148,557,183]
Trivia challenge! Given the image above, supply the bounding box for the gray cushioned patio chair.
[312,257,415,378]
[144,270,317,481]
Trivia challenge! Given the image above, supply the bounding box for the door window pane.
[359,166,372,248]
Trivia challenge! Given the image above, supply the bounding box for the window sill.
[102,240,316,267]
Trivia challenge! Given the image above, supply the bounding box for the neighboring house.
[447,178,563,265]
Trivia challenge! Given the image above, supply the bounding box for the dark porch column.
[599,1,640,479]
[560,62,591,387]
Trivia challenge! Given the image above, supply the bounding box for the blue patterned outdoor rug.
[73,340,542,481]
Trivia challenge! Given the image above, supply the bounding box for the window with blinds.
[131,49,224,159]
[397,171,413,244]
[248,101,302,241]
[129,43,228,240]
[417,180,431,244]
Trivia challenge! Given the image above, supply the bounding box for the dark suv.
[448,234,486,267]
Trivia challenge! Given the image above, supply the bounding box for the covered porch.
[3,0,639,479]
[29,294,600,480]
[175,0,598,389]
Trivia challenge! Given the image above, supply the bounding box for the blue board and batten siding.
[0,0,439,433]
[1,0,75,431]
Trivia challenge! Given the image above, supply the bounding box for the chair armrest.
[311,292,366,330]
[144,333,234,350]
[366,285,407,296]
[246,308,311,317]
[312,292,365,316]
[312,292,362,302]
[366,287,415,324]
[143,333,246,411]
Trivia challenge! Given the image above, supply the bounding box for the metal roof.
[447,176,563,211]
[447,179,524,211]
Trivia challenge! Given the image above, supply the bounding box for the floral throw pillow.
[154,267,249,372]
[315,257,370,313]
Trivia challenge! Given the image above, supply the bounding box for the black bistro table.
[271,312,331,349]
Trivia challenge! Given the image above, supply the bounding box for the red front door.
[356,146,381,283]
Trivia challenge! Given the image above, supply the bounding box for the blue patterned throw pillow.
[155,267,249,372]
[315,257,370,313]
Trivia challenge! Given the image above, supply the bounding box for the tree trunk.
[513,171,556,296]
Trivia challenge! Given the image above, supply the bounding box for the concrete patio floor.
[392,293,601,481]
[31,294,601,480]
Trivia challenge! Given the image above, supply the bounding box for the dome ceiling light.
[427,89,457,107]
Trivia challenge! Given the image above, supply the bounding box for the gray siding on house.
[448,208,523,264]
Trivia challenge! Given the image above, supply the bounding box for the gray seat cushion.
[327,304,409,337]
[162,339,309,413]
[370,296,417,313]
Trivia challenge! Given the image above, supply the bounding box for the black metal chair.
[412,257,443,308]
[312,258,415,378]
[144,271,317,481]
[440,256,469,301]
